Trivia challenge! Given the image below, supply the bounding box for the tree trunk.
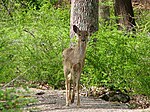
[99,0,110,24]
[70,0,99,38]
[114,0,136,31]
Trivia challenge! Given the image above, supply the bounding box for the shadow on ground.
[23,89,135,112]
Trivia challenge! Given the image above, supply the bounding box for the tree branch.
[1,0,13,17]
[23,29,36,38]
[2,66,34,89]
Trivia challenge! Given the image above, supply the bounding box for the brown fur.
[63,25,88,106]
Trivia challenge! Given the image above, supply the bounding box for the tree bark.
[70,0,99,38]
[99,0,110,24]
[114,0,136,31]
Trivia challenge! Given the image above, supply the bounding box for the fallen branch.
[23,29,36,38]
[26,101,56,107]
[2,66,34,89]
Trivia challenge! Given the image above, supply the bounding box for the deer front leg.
[68,73,71,104]
[71,77,75,103]
[64,68,70,106]
[76,79,80,107]
[65,78,69,106]
[76,72,81,107]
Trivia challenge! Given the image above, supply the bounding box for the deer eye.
[78,33,81,36]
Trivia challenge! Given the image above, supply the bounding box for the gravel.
[22,88,150,112]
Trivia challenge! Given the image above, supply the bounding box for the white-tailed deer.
[63,25,88,107]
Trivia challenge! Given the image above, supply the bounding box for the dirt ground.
[22,88,150,112]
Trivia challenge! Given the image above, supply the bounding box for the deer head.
[73,25,88,55]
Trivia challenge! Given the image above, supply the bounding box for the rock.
[36,91,45,95]
[100,90,130,103]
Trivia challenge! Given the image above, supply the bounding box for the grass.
[0,87,36,111]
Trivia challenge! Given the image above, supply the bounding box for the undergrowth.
[0,88,36,111]
[82,26,150,96]
[0,0,150,97]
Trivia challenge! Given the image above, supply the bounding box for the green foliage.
[82,25,150,95]
[0,88,35,111]
[0,0,150,97]
[0,3,70,88]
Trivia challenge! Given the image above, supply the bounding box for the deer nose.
[81,39,86,42]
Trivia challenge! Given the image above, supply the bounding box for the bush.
[82,25,150,96]
[0,1,150,97]
[0,3,70,88]
[0,88,35,111]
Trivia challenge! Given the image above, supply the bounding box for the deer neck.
[75,40,87,59]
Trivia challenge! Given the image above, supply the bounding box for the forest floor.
[20,87,150,112]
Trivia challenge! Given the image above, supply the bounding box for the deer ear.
[73,25,79,33]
